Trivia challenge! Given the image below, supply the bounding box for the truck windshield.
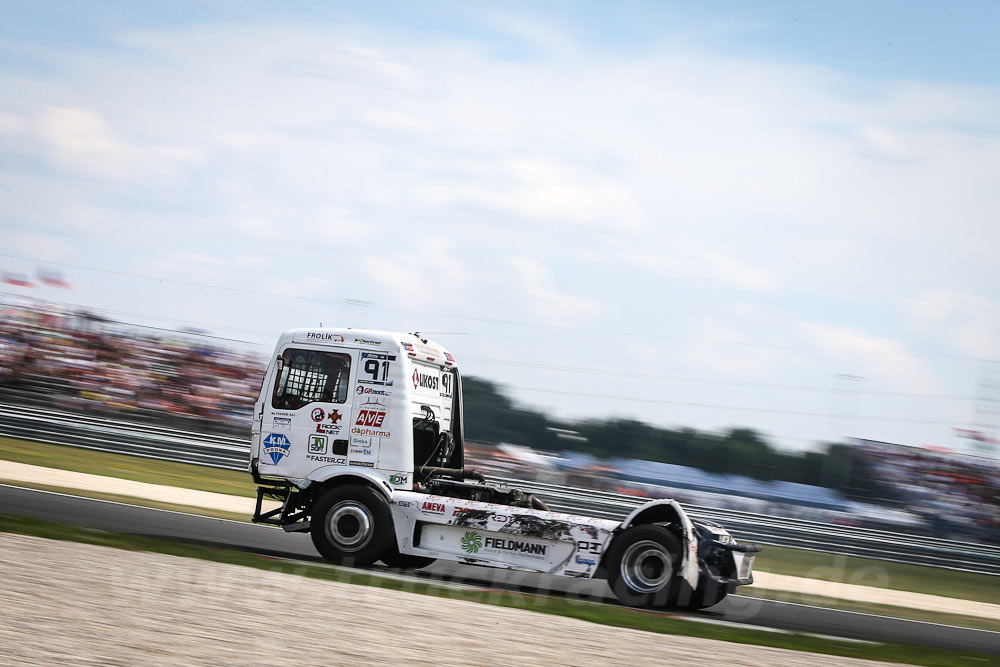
[271,348,351,410]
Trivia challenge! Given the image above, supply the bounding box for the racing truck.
[249,328,758,608]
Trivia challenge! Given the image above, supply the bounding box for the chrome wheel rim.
[620,540,673,593]
[327,500,374,552]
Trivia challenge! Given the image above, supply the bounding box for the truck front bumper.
[708,541,761,591]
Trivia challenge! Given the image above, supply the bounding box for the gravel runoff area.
[0,533,901,667]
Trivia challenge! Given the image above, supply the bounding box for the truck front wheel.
[310,484,393,566]
[605,524,682,608]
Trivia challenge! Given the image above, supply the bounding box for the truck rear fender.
[309,468,394,501]
[618,499,700,589]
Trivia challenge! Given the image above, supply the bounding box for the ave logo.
[355,399,387,428]
[355,410,385,427]
[262,433,292,464]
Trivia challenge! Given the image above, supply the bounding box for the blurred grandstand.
[0,297,262,434]
[2,296,997,543]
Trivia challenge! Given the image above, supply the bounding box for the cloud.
[422,157,644,230]
[905,290,1000,358]
[363,237,471,310]
[626,248,778,292]
[798,322,939,393]
[29,107,204,181]
[1,232,75,261]
[505,256,605,327]
[857,125,916,160]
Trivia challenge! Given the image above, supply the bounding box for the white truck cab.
[250,328,758,608]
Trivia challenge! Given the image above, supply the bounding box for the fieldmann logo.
[461,531,482,553]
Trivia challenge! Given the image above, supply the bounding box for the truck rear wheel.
[310,484,393,566]
[605,524,682,608]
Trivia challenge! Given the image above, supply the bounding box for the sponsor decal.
[451,507,510,523]
[262,433,291,464]
[316,423,342,435]
[404,341,439,358]
[388,473,408,485]
[349,446,373,457]
[273,417,291,429]
[421,501,446,514]
[352,426,391,438]
[444,352,455,363]
[311,407,325,422]
[454,530,549,558]
[396,500,411,508]
[272,411,295,417]
[307,455,346,464]
[361,351,396,361]
[355,410,386,427]
[577,540,603,555]
[308,434,328,455]
[354,338,382,346]
[349,460,375,468]
[575,556,597,566]
[327,410,343,424]
[351,435,372,447]
[485,537,547,556]
[356,385,392,397]
[355,399,388,428]
[412,369,439,391]
[564,570,588,578]
[461,531,482,553]
[306,332,345,342]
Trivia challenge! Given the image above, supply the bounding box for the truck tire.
[311,484,394,566]
[681,574,728,610]
[605,524,682,608]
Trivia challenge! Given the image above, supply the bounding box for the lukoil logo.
[262,433,292,464]
[461,531,482,554]
[412,369,439,391]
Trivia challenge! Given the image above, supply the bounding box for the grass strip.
[754,544,1000,606]
[0,436,256,496]
[0,514,996,667]
[742,587,1000,633]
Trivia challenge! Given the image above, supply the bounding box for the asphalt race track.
[2,485,997,656]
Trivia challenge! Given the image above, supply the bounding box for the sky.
[0,1,998,457]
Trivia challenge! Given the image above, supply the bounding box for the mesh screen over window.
[271,348,351,410]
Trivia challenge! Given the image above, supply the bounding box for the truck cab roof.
[275,328,457,369]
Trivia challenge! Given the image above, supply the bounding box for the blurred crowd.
[857,440,1000,542]
[0,299,263,433]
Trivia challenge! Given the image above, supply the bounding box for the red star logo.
[412,369,419,389]
[328,410,342,424]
